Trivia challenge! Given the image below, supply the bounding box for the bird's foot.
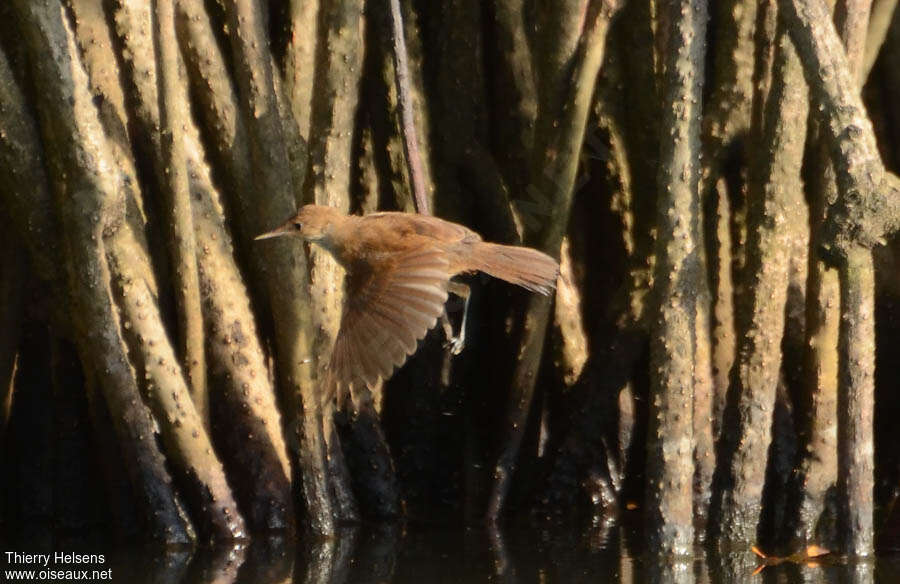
[440,311,466,354]
[444,333,466,355]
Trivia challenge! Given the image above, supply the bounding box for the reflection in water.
[844,561,875,584]
[5,525,900,583]
[185,543,242,584]
[239,536,292,584]
[345,524,401,583]
[112,544,192,584]
[301,529,357,584]
[707,546,760,584]
[644,554,692,584]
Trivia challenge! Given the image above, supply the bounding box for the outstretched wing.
[327,247,450,407]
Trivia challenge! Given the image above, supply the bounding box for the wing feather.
[328,247,450,405]
[365,303,418,354]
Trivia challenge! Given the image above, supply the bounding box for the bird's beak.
[254,221,293,241]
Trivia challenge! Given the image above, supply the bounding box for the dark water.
[4,524,900,583]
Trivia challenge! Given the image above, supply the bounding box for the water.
[4,524,900,583]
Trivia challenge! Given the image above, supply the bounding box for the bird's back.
[330,211,481,267]
[364,212,481,245]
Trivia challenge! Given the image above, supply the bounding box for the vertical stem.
[107,224,246,540]
[153,0,207,420]
[0,45,58,282]
[701,0,758,442]
[708,18,808,544]
[304,0,368,523]
[710,178,735,440]
[491,0,537,185]
[388,0,429,215]
[834,0,874,85]
[646,0,708,556]
[285,0,319,142]
[782,0,877,556]
[785,0,842,551]
[486,296,552,522]
[13,0,195,542]
[862,0,898,78]
[185,119,295,532]
[837,248,876,557]
[786,165,839,547]
[486,0,619,522]
[692,246,715,528]
[224,0,338,535]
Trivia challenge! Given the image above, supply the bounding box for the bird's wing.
[326,246,450,407]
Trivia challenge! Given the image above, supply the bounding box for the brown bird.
[256,205,559,404]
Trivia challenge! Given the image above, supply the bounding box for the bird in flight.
[256,205,559,406]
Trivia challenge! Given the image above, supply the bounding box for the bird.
[256,204,559,406]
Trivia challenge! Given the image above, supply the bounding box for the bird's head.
[254,204,341,243]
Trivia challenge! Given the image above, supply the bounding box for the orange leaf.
[751,545,767,559]
[805,545,829,558]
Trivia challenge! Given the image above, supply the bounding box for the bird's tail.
[469,243,559,295]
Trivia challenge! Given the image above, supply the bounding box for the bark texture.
[486,0,622,522]
[709,17,809,545]
[781,0,885,557]
[645,0,708,557]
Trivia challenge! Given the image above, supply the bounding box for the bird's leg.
[443,281,471,355]
[440,313,454,344]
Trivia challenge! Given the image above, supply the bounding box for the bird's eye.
[293,222,302,230]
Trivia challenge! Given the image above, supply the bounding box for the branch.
[781,0,879,557]
[835,0,874,83]
[534,0,590,119]
[527,0,620,251]
[702,0,758,158]
[700,3,764,425]
[645,0,709,556]
[153,0,207,419]
[708,17,809,545]
[426,0,517,240]
[490,0,537,182]
[862,0,897,79]
[780,0,900,260]
[272,52,310,203]
[284,0,319,142]
[224,0,350,535]
[108,227,247,540]
[307,0,365,212]
[388,0,428,215]
[174,0,260,254]
[784,0,868,552]
[301,0,374,521]
[305,0,365,394]
[0,40,58,283]
[180,71,295,531]
[487,0,622,523]
[836,248,876,556]
[12,0,194,542]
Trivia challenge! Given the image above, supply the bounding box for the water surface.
[4,524,900,583]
